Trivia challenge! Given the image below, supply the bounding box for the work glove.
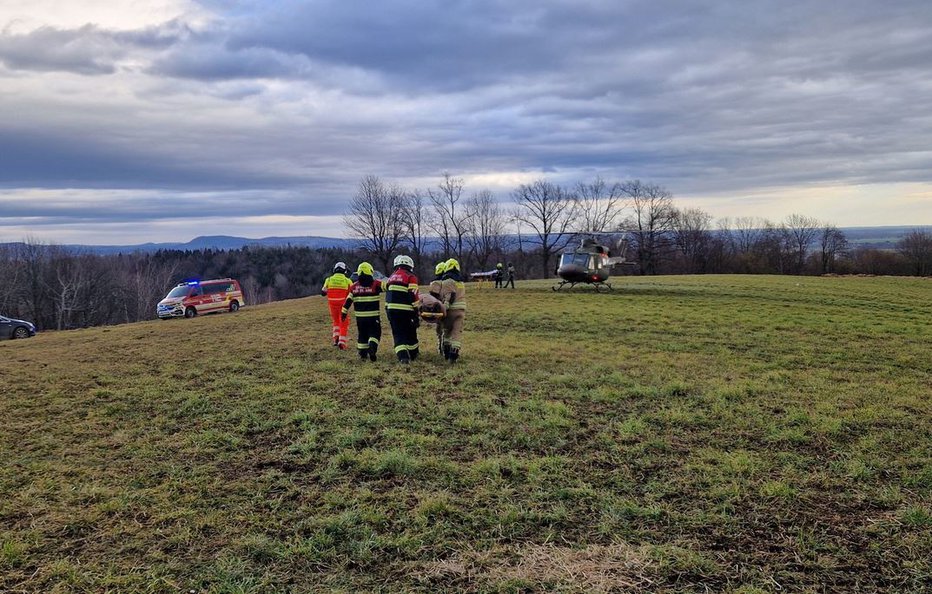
[341,313,347,322]
[320,288,328,297]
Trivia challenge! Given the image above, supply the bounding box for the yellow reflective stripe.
[387,285,409,292]
[393,343,420,352]
[386,304,414,311]
[407,283,418,290]
[341,307,350,315]
[354,296,380,302]
[356,311,380,317]
[448,304,466,310]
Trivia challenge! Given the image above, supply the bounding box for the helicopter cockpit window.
[560,253,590,267]
[590,255,602,269]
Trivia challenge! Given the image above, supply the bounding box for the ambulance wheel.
[229,301,240,313]
[184,307,197,318]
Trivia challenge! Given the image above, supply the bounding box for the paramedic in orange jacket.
[321,261,352,349]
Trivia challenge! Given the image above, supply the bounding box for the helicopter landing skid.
[552,281,613,292]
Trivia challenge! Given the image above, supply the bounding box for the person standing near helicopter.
[321,261,352,349]
[384,255,421,364]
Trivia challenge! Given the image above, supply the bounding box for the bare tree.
[466,189,507,270]
[512,179,578,278]
[783,213,820,274]
[671,207,714,273]
[819,224,848,274]
[623,180,676,275]
[343,175,404,273]
[575,177,626,233]
[427,172,472,263]
[0,245,23,314]
[731,216,764,255]
[400,189,431,277]
[897,229,932,276]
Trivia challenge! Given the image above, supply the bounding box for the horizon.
[2,1,932,244]
[2,223,929,250]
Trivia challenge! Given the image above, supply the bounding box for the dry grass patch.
[417,543,656,592]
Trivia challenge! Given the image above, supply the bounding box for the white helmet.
[393,254,414,269]
[333,261,348,273]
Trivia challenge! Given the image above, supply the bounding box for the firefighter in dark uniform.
[341,262,382,362]
[494,262,504,288]
[384,255,420,364]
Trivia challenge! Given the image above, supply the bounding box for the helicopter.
[552,234,633,292]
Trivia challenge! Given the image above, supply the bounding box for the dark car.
[0,315,37,340]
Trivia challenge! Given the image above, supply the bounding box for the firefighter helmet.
[357,262,374,276]
[445,258,460,272]
[393,255,414,269]
[333,261,348,274]
[435,262,447,276]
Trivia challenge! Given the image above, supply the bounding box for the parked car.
[157,278,245,319]
[0,315,37,339]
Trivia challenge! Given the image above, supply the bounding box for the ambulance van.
[157,278,245,319]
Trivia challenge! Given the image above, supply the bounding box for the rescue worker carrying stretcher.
[384,255,420,364]
[422,261,449,355]
[321,261,352,349]
[439,258,467,363]
[341,262,382,362]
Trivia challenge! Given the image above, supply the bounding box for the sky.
[1,0,931,244]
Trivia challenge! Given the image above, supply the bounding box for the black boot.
[409,347,420,361]
[358,349,368,361]
[448,348,459,364]
[397,350,410,365]
[442,343,451,361]
[369,343,378,362]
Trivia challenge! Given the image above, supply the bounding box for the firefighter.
[341,262,382,361]
[429,261,447,355]
[439,258,466,363]
[494,262,504,288]
[384,254,420,364]
[321,261,352,349]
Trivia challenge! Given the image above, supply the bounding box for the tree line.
[0,244,360,331]
[344,173,932,279]
[2,174,929,331]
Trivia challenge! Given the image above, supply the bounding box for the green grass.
[1,275,930,593]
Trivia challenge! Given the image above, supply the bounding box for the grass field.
[1,275,930,593]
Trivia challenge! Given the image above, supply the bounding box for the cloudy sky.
[1,0,931,243]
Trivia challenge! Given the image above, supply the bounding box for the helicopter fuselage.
[556,262,609,284]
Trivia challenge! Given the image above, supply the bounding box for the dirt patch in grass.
[416,543,656,592]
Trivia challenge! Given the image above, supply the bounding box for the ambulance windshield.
[166,286,191,298]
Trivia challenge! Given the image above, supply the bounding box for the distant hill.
[0,235,362,255]
[1,225,928,254]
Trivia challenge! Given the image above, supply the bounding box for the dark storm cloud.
[0,127,310,191]
[2,0,932,240]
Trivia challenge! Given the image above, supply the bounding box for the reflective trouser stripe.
[386,304,414,311]
[394,343,420,353]
[356,316,381,353]
[441,309,465,351]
